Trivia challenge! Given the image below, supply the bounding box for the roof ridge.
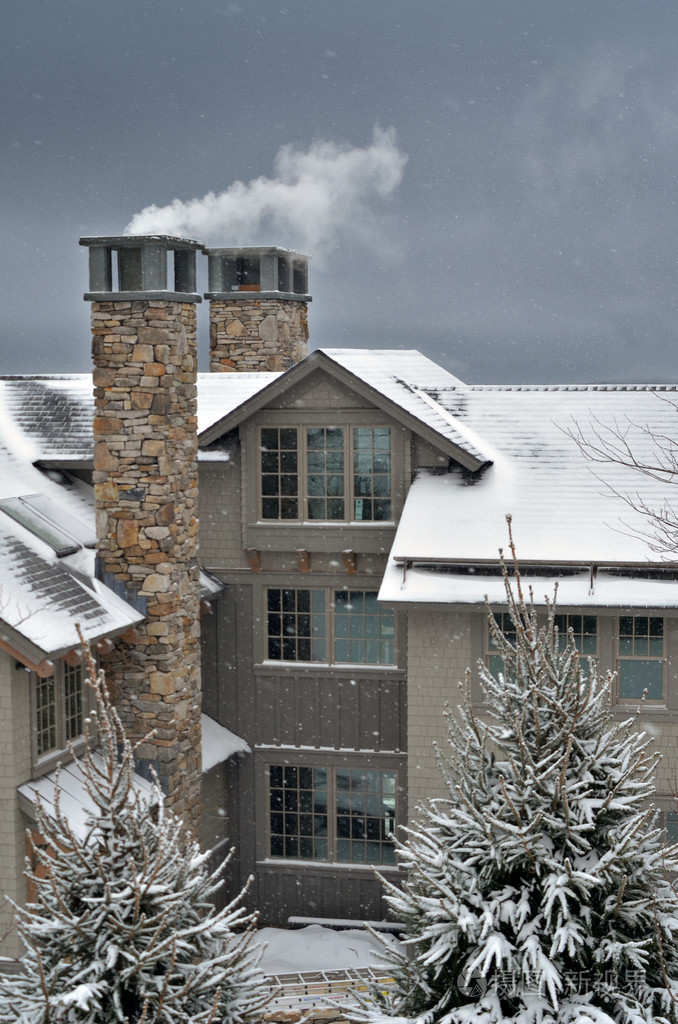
[430,383,678,393]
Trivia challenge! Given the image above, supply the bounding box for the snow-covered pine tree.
[361,521,678,1024]
[0,643,269,1024]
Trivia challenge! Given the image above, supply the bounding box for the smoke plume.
[125,127,407,258]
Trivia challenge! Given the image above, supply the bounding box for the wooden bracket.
[246,548,261,572]
[295,549,311,573]
[342,550,357,574]
[0,638,54,678]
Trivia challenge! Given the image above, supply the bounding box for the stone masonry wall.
[90,299,201,827]
[209,298,308,372]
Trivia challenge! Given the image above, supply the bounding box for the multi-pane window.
[35,664,84,759]
[618,616,664,701]
[352,428,391,521]
[265,588,395,665]
[36,676,57,758]
[260,427,298,520]
[335,768,396,864]
[269,766,329,860]
[307,427,345,520]
[488,613,599,680]
[266,588,327,662]
[259,426,392,522]
[268,765,397,864]
[487,612,518,679]
[64,664,84,742]
[554,614,597,675]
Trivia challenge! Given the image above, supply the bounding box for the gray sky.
[4,0,678,383]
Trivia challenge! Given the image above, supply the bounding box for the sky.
[4,0,678,384]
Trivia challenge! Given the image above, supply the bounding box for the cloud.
[125,128,408,259]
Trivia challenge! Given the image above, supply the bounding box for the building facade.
[1,234,677,950]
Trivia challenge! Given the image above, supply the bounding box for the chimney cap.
[203,246,310,300]
[80,234,204,250]
[202,244,310,260]
[81,235,203,301]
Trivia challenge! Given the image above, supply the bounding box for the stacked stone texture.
[90,299,201,827]
[209,297,308,372]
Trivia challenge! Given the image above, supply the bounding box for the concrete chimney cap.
[202,245,310,260]
[79,235,204,250]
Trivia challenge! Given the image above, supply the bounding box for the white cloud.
[125,127,408,260]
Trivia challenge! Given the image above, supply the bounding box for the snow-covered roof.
[17,752,155,839]
[201,714,250,771]
[0,382,144,660]
[194,350,489,468]
[380,564,678,610]
[18,717,249,837]
[381,383,678,606]
[0,352,488,468]
[0,376,94,463]
[0,373,281,462]
[197,372,280,435]
[318,350,488,464]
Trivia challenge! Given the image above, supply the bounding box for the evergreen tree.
[363,524,678,1024]
[0,646,269,1024]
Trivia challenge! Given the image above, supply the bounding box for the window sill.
[255,661,404,676]
[32,739,87,779]
[245,522,396,554]
[611,703,674,716]
[257,857,402,874]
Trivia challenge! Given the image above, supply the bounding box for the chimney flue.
[80,234,203,827]
[204,245,310,372]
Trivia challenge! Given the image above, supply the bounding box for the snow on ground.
[254,925,401,975]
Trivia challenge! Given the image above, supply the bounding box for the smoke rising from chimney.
[125,128,407,259]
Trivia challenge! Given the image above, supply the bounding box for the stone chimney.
[204,246,310,372]
[80,234,203,827]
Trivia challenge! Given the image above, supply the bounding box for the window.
[268,765,397,865]
[666,809,678,845]
[554,614,597,674]
[488,613,598,681]
[265,588,395,665]
[34,663,85,760]
[617,616,664,702]
[260,426,392,522]
[487,612,517,679]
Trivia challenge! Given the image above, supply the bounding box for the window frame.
[30,661,91,777]
[257,751,405,870]
[243,412,406,554]
[616,614,666,705]
[263,586,396,667]
[258,423,394,525]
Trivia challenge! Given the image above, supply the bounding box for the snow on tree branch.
[353,521,678,1024]
[566,394,678,557]
[0,630,270,1024]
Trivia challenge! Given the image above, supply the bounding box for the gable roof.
[197,349,491,470]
